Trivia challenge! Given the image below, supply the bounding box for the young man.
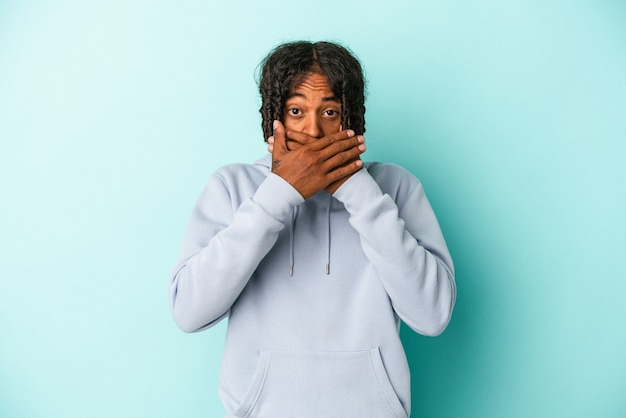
[169,41,456,418]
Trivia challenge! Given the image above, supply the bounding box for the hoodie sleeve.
[169,170,304,333]
[332,165,456,336]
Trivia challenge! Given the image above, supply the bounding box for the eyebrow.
[287,92,340,102]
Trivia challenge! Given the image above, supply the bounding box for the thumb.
[272,120,288,155]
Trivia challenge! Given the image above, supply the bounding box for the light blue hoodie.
[169,154,456,418]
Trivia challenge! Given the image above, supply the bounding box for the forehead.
[290,73,334,95]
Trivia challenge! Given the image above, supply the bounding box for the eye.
[287,108,301,116]
[324,109,340,117]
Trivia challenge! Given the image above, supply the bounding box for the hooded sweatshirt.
[169,154,456,418]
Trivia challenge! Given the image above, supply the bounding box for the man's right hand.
[269,120,365,199]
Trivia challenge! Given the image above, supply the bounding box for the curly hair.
[258,41,366,141]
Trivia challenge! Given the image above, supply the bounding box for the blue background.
[1,1,625,417]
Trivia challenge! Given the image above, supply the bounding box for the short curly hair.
[258,41,366,141]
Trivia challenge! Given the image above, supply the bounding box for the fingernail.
[357,135,365,143]
[356,160,363,167]
[358,144,366,152]
[273,120,279,131]
[347,129,355,137]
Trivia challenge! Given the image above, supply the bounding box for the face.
[283,72,342,138]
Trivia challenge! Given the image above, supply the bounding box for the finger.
[285,127,355,146]
[315,135,365,163]
[283,128,356,150]
[284,129,357,153]
[308,129,357,152]
[267,136,274,153]
[284,129,318,147]
[323,140,366,169]
[327,159,364,182]
[285,138,302,151]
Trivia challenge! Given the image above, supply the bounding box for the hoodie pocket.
[233,347,407,418]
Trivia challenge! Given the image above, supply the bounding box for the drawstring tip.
[326,264,330,275]
[289,265,294,277]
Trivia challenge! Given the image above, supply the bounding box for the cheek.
[282,118,298,131]
[321,120,342,136]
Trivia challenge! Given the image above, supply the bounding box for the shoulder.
[209,156,270,188]
[364,161,423,198]
[194,157,270,209]
[365,161,418,180]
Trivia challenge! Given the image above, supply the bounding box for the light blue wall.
[1,1,624,417]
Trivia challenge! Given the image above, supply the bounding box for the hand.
[282,129,365,194]
[269,120,365,199]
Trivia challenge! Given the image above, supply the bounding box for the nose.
[302,114,323,138]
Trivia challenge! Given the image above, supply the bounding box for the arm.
[333,166,456,336]
[168,170,303,333]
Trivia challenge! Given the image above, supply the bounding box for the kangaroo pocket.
[232,347,407,418]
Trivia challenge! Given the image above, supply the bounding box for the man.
[169,41,456,418]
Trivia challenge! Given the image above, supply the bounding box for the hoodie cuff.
[253,173,304,223]
[333,168,383,211]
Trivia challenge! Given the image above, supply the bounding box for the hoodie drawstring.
[326,194,332,275]
[289,205,299,277]
[288,194,333,277]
